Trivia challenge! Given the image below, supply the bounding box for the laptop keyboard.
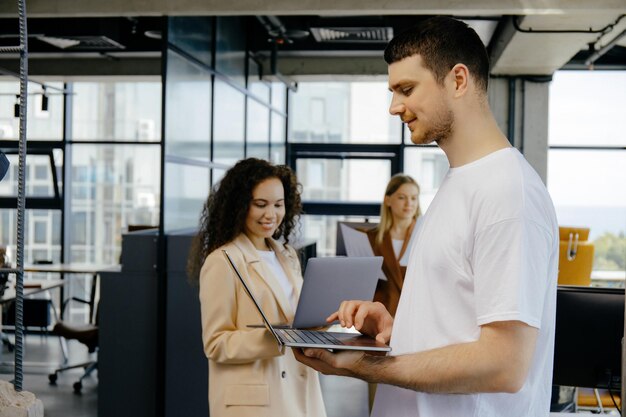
[280,329,344,345]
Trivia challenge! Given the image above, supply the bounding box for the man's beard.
[410,107,454,146]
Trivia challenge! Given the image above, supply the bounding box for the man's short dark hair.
[384,16,490,92]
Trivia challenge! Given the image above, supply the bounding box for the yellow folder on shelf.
[557,226,594,286]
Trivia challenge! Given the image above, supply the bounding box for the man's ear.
[450,64,469,97]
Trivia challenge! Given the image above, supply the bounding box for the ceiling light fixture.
[144,30,162,40]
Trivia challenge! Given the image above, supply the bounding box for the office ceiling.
[0,0,624,78]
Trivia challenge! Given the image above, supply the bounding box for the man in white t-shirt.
[294,16,559,417]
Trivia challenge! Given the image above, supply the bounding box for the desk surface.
[24,263,119,274]
[0,279,64,304]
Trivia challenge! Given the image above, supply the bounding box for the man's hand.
[293,348,369,379]
[327,300,393,344]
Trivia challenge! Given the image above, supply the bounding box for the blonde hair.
[375,174,421,246]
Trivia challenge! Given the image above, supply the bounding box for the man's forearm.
[359,341,512,393]
[357,323,537,394]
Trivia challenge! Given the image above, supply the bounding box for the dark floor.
[0,333,97,417]
[0,333,368,417]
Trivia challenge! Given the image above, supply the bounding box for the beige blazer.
[199,233,327,417]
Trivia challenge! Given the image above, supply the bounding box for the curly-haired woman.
[188,158,326,417]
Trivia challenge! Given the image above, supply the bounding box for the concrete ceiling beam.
[0,0,625,18]
[490,13,626,75]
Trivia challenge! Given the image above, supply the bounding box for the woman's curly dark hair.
[187,158,302,282]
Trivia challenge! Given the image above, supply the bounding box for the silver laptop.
[222,250,391,352]
[291,256,383,328]
[248,255,383,329]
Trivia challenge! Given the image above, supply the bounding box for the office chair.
[0,271,14,352]
[576,387,621,414]
[0,246,14,352]
[48,315,97,393]
[48,273,99,394]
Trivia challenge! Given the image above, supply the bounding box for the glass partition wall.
[163,16,288,231]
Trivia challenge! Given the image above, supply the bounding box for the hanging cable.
[585,28,626,67]
[513,14,625,35]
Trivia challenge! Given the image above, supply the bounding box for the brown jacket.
[366,221,415,317]
[199,233,326,417]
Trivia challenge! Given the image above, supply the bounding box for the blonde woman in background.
[366,174,421,317]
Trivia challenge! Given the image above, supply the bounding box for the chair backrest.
[559,226,590,242]
[54,297,99,352]
[557,226,594,286]
[0,245,9,297]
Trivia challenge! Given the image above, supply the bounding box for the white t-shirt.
[258,249,297,311]
[372,147,559,417]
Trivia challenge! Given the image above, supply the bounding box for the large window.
[300,214,377,257]
[548,71,626,281]
[70,145,161,264]
[72,81,161,142]
[164,50,212,161]
[69,80,162,264]
[289,81,400,144]
[213,80,245,165]
[403,146,448,208]
[1,79,162,267]
[0,209,62,264]
[0,85,64,270]
[0,81,65,141]
[297,158,391,202]
[246,97,270,160]
[289,81,447,254]
[0,153,63,198]
[163,162,208,232]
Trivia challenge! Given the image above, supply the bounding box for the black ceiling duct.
[310,27,394,43]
